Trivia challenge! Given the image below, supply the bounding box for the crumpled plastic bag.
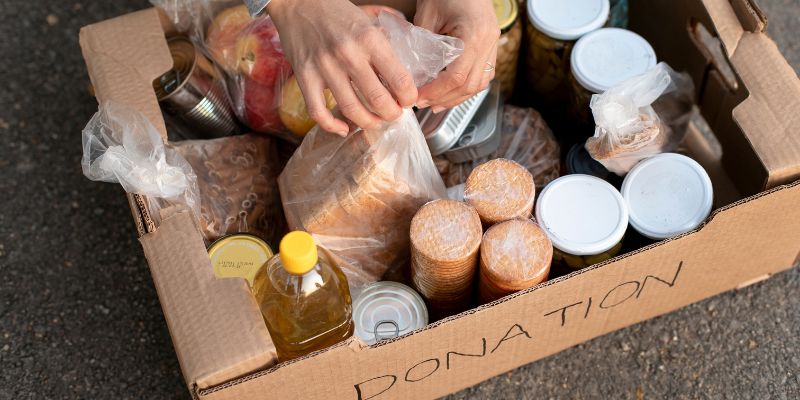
[279,11,462,289]
[586,62,695,175]
[81,101,201,227]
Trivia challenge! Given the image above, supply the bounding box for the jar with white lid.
[524,0,610,104]
[621,153,713,240]
[568,28,657,125]
[535,174,629,270]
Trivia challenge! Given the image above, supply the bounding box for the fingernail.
[337,128,349,136]
[417,100,429,108]
[432,106,445,114]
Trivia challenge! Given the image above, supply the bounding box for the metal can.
[568,28,656,125]
[352,282,428,345]
[494,0,522,99]
[416,88,490,156]
[154,36,239,139]
[443,82,503,163]
[524,0,609,104]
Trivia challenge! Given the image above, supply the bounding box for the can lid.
[353,282,429,345]
[535,174,628,255]
[571,28,657,93]
[621,153,713,240]
[526,0,610,41]
[207,233,274,284]
[279,231,318,275]
[494,0,518,31]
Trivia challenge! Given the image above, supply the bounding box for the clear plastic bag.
[278,11,462,289]
[172,134,286,245]
[81,101,201,226]
[436,105,561,192]
[585,62,695,175]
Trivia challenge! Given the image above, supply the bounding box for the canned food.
[621,153,713,240]
[493,0,522,98]
[154,36,239,139]
[524,0,610,104]
[207,233,274,284]
[443,82,503,163]
[352,282,428,345]
[416,88,490,156]
[535,174,628,270]
[568,28,656,125]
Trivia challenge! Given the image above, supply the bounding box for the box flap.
[79,8,172,140]
[139,213,277,390]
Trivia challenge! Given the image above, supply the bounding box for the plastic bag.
[173,134,286,246]
[436,105,561,192]
[279,11,462,289]
[585,62,695,175]
[81,101,201,226]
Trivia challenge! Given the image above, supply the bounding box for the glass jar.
[608,0,629,28]
[494,0,522,99]
[564,141,622,188]
[535,175,628,270]
[524,0,610,104]
[568,28,657,126]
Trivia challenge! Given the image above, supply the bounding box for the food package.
[436,105,561,191]
[279,11,463,289]
[464,158,536,226]
[585,62,695,175]
[173,134,286,245]
[81,101,201,229]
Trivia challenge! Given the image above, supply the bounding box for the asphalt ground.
[0,0,798,399]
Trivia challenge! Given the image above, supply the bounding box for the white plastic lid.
[527,0,610,41]
[621,153,714,240]
[535,175,628,255]
[353,282,428,345]
[571,28,657,93]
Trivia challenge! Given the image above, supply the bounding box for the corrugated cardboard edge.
[196,180,800,399]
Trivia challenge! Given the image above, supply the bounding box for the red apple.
[243,77,284,132]
[206,5,252,72]
[234,18,291,86]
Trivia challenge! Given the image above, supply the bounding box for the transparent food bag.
[173,134,286,245]
[279,11,463,289]
[81,101,201,228]
[585,62,695,175]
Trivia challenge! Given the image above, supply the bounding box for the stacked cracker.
[464,158,536,225]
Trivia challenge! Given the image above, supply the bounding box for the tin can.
[352,282,428,345]
[494,0,522,99]
[154,36,239,139]
[524,0,609,105]
[416,88,490,156]
[443,82,503,163]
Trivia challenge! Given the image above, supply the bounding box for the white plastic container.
[535,174,629,269]
[621,153,714,240]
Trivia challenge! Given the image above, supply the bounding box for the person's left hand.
[414,0,500,112]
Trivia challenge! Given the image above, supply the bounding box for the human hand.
[414,0,500,112]
[268,0,417,135]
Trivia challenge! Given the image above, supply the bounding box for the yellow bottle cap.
[279,231,318,275]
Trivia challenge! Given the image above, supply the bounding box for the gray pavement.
[0,0,798,399]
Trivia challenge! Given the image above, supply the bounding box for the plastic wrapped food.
[464,159,536,226]
[81,101,201,229]
[436,105,561,191]
[585,62,695,175]
[279,11,461,290]
[173,134,286,245]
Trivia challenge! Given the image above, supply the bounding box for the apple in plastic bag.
[234,18,290,86]
[279,75,336,137]
[244,77,284,132]
[206,5,251,72]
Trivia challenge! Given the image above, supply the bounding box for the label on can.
[207,233,274,285]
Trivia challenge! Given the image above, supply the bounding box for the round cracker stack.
[478,219,553,303]
[464,158,536,225]
[410,199,483,318]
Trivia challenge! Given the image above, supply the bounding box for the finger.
[370,47,418,108]
[350,61,403,121]
[417,48,475,108]
[434,40,497,108]
[296,71,349,135]
[323,66,382,130]
[359,5,404,19]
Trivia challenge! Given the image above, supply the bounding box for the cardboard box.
[79,0,800,398]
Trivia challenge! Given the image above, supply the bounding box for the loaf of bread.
[478,219,552,303]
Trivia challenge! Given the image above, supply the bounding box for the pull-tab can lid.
[353,282,428,345]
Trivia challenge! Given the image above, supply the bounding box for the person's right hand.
[268,0,418,135]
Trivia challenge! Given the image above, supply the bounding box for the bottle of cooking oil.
[251,231,353,361]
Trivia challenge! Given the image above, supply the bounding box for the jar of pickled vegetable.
[494,0,522,99]
[535,174,628,270]
[524,0,609,104]
[568,28,656,125]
